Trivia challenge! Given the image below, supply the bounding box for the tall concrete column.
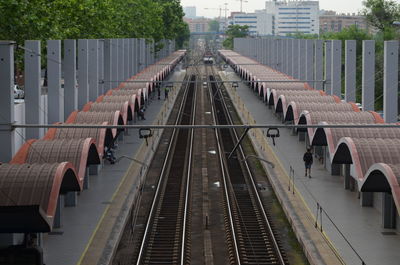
[282,39,287,73]
[0,41,15,161]
[287,39,293,76]
[292,39,299,79]
[305,39,314,84]
[47,40,63,124]
[78,39,89,109]
[124,39,129,80]
[64,40,77,116]
[88,39,98,101]
[25,40,41,139]
[111,39,119,89]
[98,40,104,95]
[103,39,112,92]
[362,40,375,111]
[118,39,124,82]
[277,39,282,71]
[324,40,332,94]
[345,40,356,102]
[299,39,307,80]
[331,40,342,98]
[314,40,323,90]
[129,39,134,78]
[383,41,399,123]
[139,38,146,71]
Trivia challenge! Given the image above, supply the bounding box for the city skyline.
[180,0,371,18]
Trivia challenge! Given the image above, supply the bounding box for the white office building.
[231,12,274,36]
[183,6,197,19]
[265,0,319,36]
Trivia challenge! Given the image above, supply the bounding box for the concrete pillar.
[331,40,342,98]
[64,192,77,207]
[299,39,307,80]
[360,192,373,207]
[88,39,98,101]
[139,39,145,71]
[103,39,112,92]
[314,40,323,90]
[292,39,299,79]
[25,40,41,139]
[124,39,129,80]
[287,39,293,76]
[64,40,77,117]
[47,40,63,124]
[383,41,399,123]
[78,39,89,109]
[98,40,104,96]
[53,195,64,228]
[345,40,356,102]
[306,40,314,85]
[324,40,332,94]
[382,193,396,229]
[343,164,352,190]
[129,39,134,78]
[0,41,15,161]
[83,168,90,190]
[111,39,119,89]
[362,40,375,111]
[282,39,287,73]
[133,39,138,75]
[118,39,124,82]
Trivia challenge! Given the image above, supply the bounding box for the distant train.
[203,57,214,65]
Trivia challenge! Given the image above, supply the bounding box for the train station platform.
[42,66,186,265]
[220,67,400,265]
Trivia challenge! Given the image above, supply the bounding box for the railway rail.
[207,65,288,265]
[135,74,197,264]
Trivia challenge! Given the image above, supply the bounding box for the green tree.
[223,25,250,49]
[209,20,220,32]
[362,0,400,32]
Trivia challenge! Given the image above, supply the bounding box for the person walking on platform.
[303,148,313,178]
[164,86,169,100]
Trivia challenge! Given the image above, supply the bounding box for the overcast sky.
[180,0,400,18]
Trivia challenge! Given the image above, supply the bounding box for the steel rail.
[135,75,191,265]
[180,72,197,265]
[13,124,400,129]
[206,66,242,265]
[214,71,286,264]
[101,79,325,83]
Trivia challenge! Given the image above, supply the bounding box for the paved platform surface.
[42,66,185,265]
[221,67,400,265]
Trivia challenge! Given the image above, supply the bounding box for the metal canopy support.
[25,40,41,139]
[78,39,89,109]
[345,40,356,102]
[228,128,250,159]
[47,40,63,124]
[324,41,332,94]
[64,40,77,116]
[0,41,15,161]
[362,40,375,111]
[383,41,399,123]
[314,40,323,90]
[88,39,99,101]
[331,40,342,98]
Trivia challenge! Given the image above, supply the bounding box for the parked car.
[13,85,24,99]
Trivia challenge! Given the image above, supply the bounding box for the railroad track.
[207,65,288,265]
[135,73,197,265]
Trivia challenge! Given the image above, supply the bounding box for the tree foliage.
[0,0,189,48]
[223,25,250,49]
[209,20,220,32]
[362,0,400,32]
